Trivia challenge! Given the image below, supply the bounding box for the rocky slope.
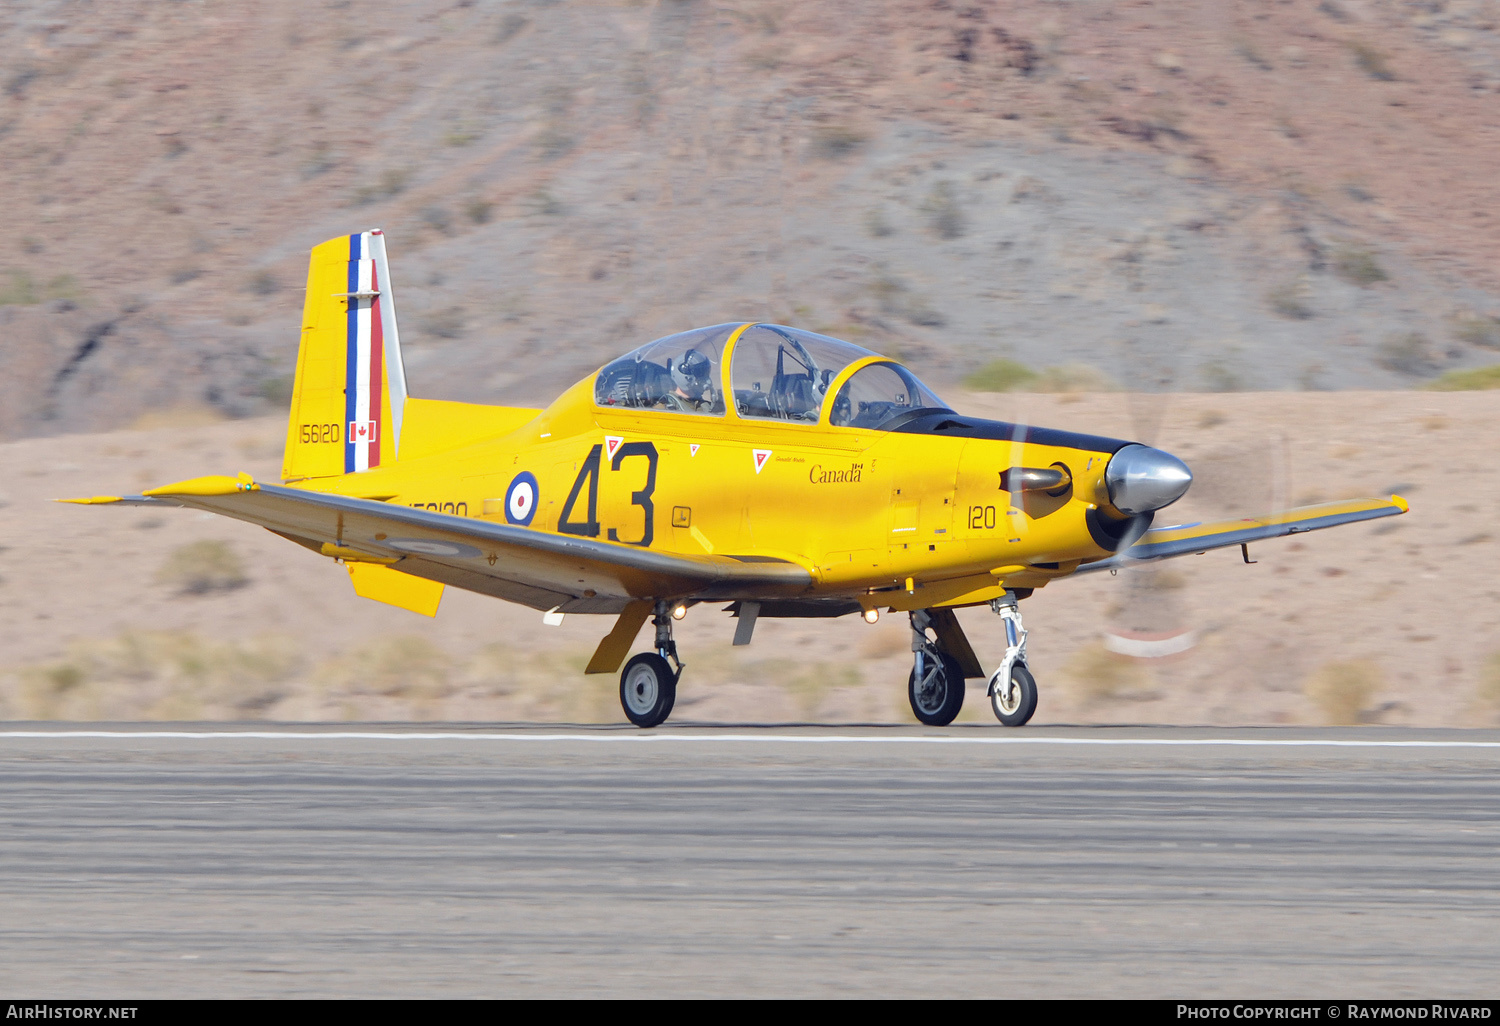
[2,0,1499,439]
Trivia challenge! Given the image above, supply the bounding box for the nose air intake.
[1104,444,1193,516]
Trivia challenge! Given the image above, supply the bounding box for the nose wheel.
[989,663,1037,726]
[618,601,683,728]
[987,592,1037,726]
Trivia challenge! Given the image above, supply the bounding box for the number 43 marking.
[558,442,658,547]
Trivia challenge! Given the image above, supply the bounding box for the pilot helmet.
[671,349,714,401]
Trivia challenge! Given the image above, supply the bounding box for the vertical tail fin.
[282,230,409,482]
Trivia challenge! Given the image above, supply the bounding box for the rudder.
[283,230,409,481]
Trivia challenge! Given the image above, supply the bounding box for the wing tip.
[142,472,258,498]
[57,495,123,505]
[1390,494,1410,513]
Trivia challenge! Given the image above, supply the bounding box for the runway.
[1,725,1497,998]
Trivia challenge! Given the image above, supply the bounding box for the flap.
[347,562,444,617]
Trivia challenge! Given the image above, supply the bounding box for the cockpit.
[594,322,952,430]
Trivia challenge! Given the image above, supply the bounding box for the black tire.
[620,653,677,728]
[991,663,1037,727]
[908,651,966,727]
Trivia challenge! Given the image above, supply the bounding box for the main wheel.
[908,651,966,727]
[620,653,677,728]
[991,663,1037,727]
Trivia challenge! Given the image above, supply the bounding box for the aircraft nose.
[1104,444,1193,516]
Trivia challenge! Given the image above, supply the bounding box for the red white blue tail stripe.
[345,232,384,473]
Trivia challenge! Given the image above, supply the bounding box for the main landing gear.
[619,601,682,728]
[905,592,1038,728]
[907,609,967,726]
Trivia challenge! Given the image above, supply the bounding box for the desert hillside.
[2,0,1499,440]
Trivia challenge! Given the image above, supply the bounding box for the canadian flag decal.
[349,420,378,443]
[752,449,772,474]
[690,443,700,457]
[605,435,624,461]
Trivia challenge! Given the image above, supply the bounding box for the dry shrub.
[259,374,294,404]
[0,271,38,306]
[1063,643,1154,705]
[755,659,861,719]
[1347,40,1396,81]
[1305,659,1385,724]
[419,204,452,234]
[1478,654,1500,711]
[1376,332,1435,376]
[129,405,225,431]
[492,12,528,45]
[156,540,249,595]
[1332,245,1388,286]
[465,198,494,225]
[812,123,867,160]
[456,645,607,721]
[353,167,410,205]
[1424,365,1500,391]
[8,631,301,719]
[245,270,280,296]
[419,305,466,340]
[1201,358,1247,392]
[870,271,945,327]
[318,635,451,699]
[921,181,967,240]
[1452,312,1500,350]
[965,360,1116,393]
[863,207,894,237]
[964,358,1037,392]
[1267,280,1314,320]
[1031,364,1116,393]
[861,626,910,660]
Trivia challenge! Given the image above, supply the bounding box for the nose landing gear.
[987,592,1037,726]
[619,601,683,728]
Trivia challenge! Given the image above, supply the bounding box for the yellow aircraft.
[69,231,1408,727]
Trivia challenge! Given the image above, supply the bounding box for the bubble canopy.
[594,323,951,430]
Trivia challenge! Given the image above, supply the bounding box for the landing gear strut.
[619,601,682,729]
[987,592,1037,726]
[907,609,966,726]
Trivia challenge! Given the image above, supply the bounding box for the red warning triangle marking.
[605,436,624,461]
[753,449,772,474]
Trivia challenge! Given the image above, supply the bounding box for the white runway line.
[1,731,1499,749]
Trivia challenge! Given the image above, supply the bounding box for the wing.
[65,475,812,612]
[1075,495,1408,574]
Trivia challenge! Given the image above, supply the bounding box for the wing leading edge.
[1075,495,1408,574]
[68,475,812,612]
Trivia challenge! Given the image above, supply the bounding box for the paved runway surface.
[1,725,1497,998]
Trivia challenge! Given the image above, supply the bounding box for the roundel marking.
[505,471,539,526]
[386,538,483,559]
